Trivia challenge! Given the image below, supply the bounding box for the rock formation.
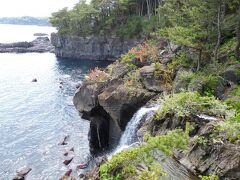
[0,37,54,53]
[51,33,141,61]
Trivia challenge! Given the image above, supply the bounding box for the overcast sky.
[0,0,82,17]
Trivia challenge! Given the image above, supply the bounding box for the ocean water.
[0,24,110,179]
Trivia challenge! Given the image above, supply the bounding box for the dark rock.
[98,84,155,131]
[76,164,88,170]
[222,64,240,84]
[0,37,54,53]
[139,65,167,92]
[64,169,72,177]
[33,33,48,37]
[88,107,110,154]
[63,157,73,166]
[180,122,240,179]
[73,82,105,113]
[79,174,85,178]
[51,33,141,61]
[31,78,37,82]
[59,135,70,145]
[13,167,32,180]
[95,156,108,167]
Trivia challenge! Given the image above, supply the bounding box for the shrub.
[85,67,110,83]
[100,128,189,179]
[154,92,233,120]
[123,70,141,88]
[199,174,219,180]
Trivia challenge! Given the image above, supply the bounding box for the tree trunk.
[214,3,222,60]
[146,0,151,19]
[197,49,202,71]
[235,6,240,59]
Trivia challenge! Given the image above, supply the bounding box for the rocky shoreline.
[0,36,54,53]
[72,37,240,179]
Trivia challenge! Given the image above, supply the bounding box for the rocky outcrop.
[222,64,240,84]
[140,65,168,92]
[0,37,54,53]
[73,62,156,154]
[51,33,140,61]
[138,112,240,179]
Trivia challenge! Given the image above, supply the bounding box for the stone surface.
[139,65,167,92]
[51,33,140,61]
[222,64,240,84]
[13,167,32,180]
[0,37,54,53]
[98,84,155,130]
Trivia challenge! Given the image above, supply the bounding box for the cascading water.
[112,105,160,155]
[109,105,198,180]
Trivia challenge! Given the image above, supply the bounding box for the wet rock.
[63,157,74,166]
[79,174,85,178]
[95,156,107,166]
[13,167,32,180]
[31,78,37,82]
[64,169,72,177]
[76,164,88,170]
[59,135,70,145]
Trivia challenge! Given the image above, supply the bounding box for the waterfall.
[111,105,160,156]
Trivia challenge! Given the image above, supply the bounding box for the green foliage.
[154,92,232,120]
[216,121,240,143]
[219,38,237,55]
[50,0,160,38]
[100,128,189,179]
[199,174,219,180]
[167,53,193,72]
[230,86,240,97]
[123,70,141,88]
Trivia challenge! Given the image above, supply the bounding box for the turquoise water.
[0,25,110,179]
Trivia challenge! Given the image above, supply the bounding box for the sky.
[0,0,82,17]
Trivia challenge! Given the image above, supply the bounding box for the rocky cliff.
[51,33,141,61]
[72,37,240,179]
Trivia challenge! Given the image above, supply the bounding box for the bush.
[100,128,189,179]
[85,67,110,83]
[154,92,233,120]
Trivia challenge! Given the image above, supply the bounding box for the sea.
[0,24,110,179]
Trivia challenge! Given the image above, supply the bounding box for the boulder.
[222,64,240,84]
[73,82,105,112]
[139,65,167,92]
[172,68,191,93]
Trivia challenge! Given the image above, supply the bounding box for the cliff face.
[51,33,140,61]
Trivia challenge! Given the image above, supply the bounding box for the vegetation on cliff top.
[52,0,240,179]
